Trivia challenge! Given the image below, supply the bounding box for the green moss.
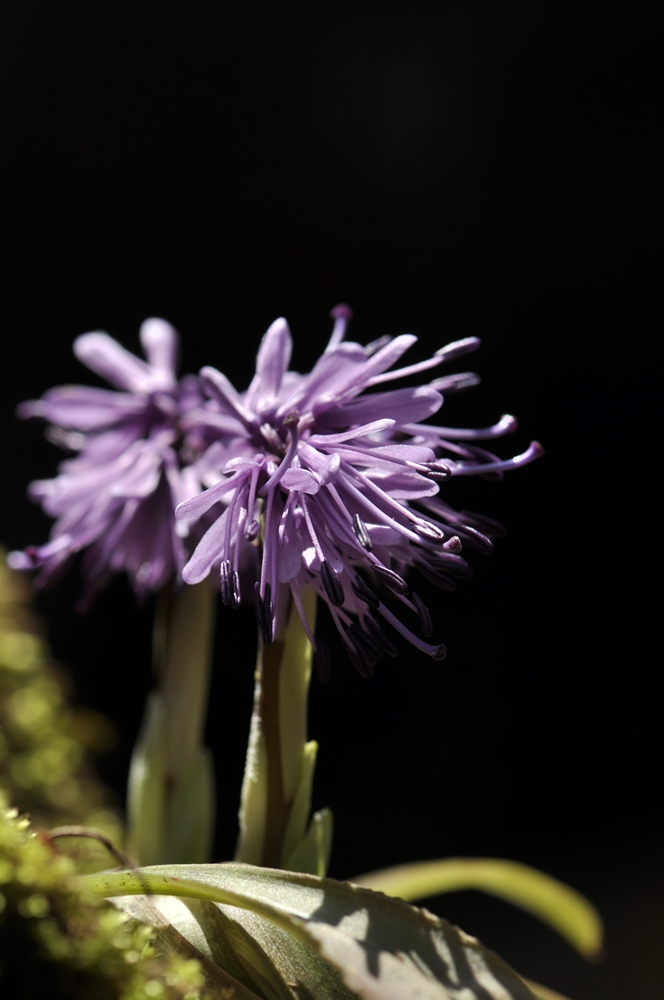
[0,555,121,843]
[0,792,205,998]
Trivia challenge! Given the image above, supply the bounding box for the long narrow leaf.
[85,862,539,1000]
[352,858,602,960]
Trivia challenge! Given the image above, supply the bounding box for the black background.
[0,2,661,997]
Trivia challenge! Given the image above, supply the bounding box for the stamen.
[262,581,273,645]
[352,513,373,551]
[231,568,241,609]
[413,562,457,591]
[254,580,266,631]
[348,623,383,661]
[220,559,232,606]
[378,602,446,659]
[351,574,380,609]
[344,638,375,677]
[409,414,518,441]
[245,519,260,540]
[429,371,481,393]
[258,415,300,496]
[443,536,462,553]
[326,303,353,350]
[373,564,409,595]
[411,592,433,637]
[301,495,326,564]
[289,582,318,649]
[447,440,544,476]
[314,636,331,684]
[413,521,445,541]
[245,459,263,539]
[421,461,452,480]
[367,353,444,386]
[320,559,345,607]
[434,336,481,362]
[364,334,392,356]
[364,615,398,657]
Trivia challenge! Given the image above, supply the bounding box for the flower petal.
[318,385,442,429]
[248,317,293,408]
[17,386,146,430]
[139,318,179,380]
[281,468,321,494]
[74,332,155,392]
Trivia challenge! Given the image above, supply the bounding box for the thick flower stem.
[236,586,332,874]
[127,581,216,866]
[259,638,290,868]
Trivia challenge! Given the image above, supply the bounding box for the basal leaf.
[86,862,538,1000]
[353,858,602,960]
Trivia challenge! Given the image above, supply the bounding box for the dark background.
[0,2,660,997]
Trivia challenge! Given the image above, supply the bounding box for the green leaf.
[281,740,318,867]
[86,862,539,999]
[284,807,333,877]
[183,900,296,1000]
[163,745,215,864]
[112,892,263,999]
[126,691,167,865]
[522,980,572,1000]
[278,585,317,803]
[353,858,603,961]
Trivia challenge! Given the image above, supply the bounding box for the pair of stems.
[127,581,318,871]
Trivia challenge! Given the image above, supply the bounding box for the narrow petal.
[175,477,240,520]
[318,386,442,429]
[253,317,293,404]
[200,366,256,427]
[281,468,321,494]
[182,507,229,583]
[74,332,155,392]
[308,418,395,444]
[139,318,179,379]
[17,386,145,430]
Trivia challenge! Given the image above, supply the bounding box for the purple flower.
[9,319,204,605]
[177,306,542,677]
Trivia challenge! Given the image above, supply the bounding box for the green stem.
[260,637,290,868]
[236,587,332,873]
[127,581,216,866]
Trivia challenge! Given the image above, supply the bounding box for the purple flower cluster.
[11,307,541,671]
[9,319,204,606]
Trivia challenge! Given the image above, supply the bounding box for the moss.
[0,555,121,843]
[0,792,205,998]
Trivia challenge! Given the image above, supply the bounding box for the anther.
[422,462,452,480]
[320,560,345,607]
[348,623,383,661]
[364,616,398,657]
[443,536,462,553]
[411,592,433,637]
[429,371,481,393]
[345,641,375,678]
[434,337,481,362]
[231,569,241,609]
[254,581,266,631]
[373,564,409,595]
[262,582,274,643]
[220,560,232,606]
[364,335,392,356]
[352,513,373,551]
[245,519,260,541]
[413,521,445,541]
[415,564,457,591]
[351,575,380,609]
[315,636,331,684]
